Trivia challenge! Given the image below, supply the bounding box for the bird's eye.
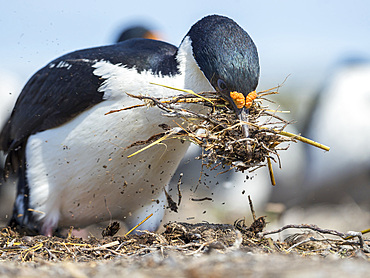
[217,79,227,91]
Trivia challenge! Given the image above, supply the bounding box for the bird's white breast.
[25,58,214,232]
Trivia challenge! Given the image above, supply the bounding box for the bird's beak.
[235,106,250,138]
[144,31,162,41]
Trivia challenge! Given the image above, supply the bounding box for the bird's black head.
[184,15,260,136]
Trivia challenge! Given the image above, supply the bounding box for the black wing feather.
[4,59,103,151]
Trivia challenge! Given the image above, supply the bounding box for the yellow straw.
[127,133,172,158]
[150,82,214,105]
[247,122,330,152]
[267,157,276,186]
[125,213,153,236]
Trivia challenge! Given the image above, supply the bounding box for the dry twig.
[258,224,370,253]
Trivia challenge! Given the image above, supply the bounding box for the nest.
[0,220,368,263]
[179,89,291,172]
[107,83,329,185]
[0,194,367,263]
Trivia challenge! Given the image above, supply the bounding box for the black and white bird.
[0,15,260,236]
[302,58,370,206]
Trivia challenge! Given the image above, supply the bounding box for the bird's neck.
[176,36,214,93]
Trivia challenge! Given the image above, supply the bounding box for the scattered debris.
[101,221,120,237]
[176,173,183,206]
[164,187,178,213]
[248,195,257,221]
[190,197,213,202]
[234,195,267,237]
[234,217,267,238]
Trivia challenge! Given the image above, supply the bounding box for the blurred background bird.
[116,25,161,42]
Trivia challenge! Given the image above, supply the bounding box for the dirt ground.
[1,249,369,278]
[0,214,369,278]
[0,178,369,277]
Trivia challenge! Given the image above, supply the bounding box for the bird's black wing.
[0,38,178,173]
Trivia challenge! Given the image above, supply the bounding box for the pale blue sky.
[1,0,369,92]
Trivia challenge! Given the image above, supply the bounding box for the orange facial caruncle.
[229,91,257,109]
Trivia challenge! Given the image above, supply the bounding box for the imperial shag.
[0,15,260,236]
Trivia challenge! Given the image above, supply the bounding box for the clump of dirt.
[111,86,301,177]
[182,91,290,172]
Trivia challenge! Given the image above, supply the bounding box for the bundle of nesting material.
[107,84,329,185]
